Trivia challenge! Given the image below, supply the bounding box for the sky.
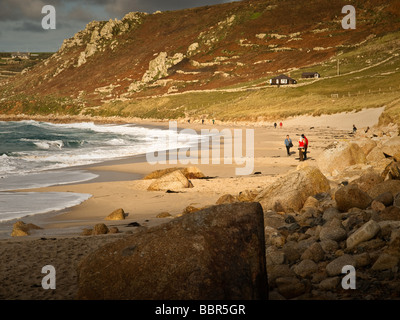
[0,0,240,52]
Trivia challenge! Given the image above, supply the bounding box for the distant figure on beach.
[188,119,190,124]
[353,124,357,134]
[279,122,283,129]
[212,119,215,124]
[298,136,305,161]
[274,122,277,129]
[284,135,293,156]
[302,134,309,160]
[365,126,370,133]
[202,119,205,125]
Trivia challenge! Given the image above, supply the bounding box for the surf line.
[146,121,254,175]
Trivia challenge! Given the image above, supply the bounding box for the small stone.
[326,254,356,276]
[354,252,371,268]
[394,192,400,207]
[319,226,347,242]
[320,239,339,253]
[301,242,325,262]
[346,220,380,250]
[371,253,399,271]
[322,207,341,221]
[371,200,386,213]
[108,227,119,234]
[275,277,306,299]
[293,259,318,278]
[375,192,394,206]
[318,277,340,290]
[379,206,400,221]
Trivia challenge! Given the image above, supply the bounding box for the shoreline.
[0,106,385,240]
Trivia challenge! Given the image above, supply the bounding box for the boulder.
[11,221,42,237]
[317,141,367,176]
[394,192,400,207]
[335,184,372,212]
[105,208,125,221]
[346,220,380,250]
[92,223,109,235]
[300,242,325,262]
[216,194,238,205]
[293,259,318,278]
[352,172,384,193]
[147,170,194,191]
[180,167,206,179]
[375,192,394,206]
[156,212,172,218]
[379,206,400,221]
[371,253,399,271]
[255,166,330,213]
[237,189,259,202]
[275,277,306,299]
[381,136,400,158]
[326,254,356,276]
[77,202,268,300]
[366,146,386,163]
[354,139,377,156]
[143,167,205,180]
[367,180,400,199]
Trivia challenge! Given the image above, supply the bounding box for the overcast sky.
[0,0,240,52]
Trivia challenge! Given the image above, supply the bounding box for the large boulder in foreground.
[77,202,268,300]
[317,141,367,176]
[147,169,194,191]
[255,165,330,213]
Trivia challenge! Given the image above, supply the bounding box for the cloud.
[12,20,44,32]
[0,0,61,21]
[65,5,99,22]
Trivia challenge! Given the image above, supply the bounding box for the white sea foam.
[0,192,92,222]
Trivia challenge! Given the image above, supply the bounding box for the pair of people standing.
[298,134,308,161]
[284,134,308,160]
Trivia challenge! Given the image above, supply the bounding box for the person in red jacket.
[298,136,305,161]
[302,134,309,160]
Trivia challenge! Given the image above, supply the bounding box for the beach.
[0,108,383,300]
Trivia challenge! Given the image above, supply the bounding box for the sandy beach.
[0,108,383,300]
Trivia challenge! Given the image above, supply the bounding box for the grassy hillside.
[1,0,400,126]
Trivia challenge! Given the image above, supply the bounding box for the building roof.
[271,74,296,80]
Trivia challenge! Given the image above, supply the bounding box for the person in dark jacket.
[284,135,293,156]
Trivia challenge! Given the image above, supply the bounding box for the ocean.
[0,120,198,222]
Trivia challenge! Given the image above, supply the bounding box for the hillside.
[1,0,400,125]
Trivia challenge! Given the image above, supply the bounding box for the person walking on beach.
[298,135,305,161]
[279,122,283,129]
[284,135,293,156]
[274,122,277,129]
[353,124,357,134]
[302,134,309,160]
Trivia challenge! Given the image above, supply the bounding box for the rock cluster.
[263,131,400,300]
[81,223,120,236]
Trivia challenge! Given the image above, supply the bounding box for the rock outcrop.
[105,208,126,221]
[147,170,194,191]
[77,202,268,300]
[11,221,42,237]
[255,165,330,213]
